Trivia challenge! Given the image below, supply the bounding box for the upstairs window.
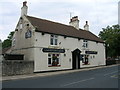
[82,39,88,48]
[20,23,23,30]
[50,35,58,45]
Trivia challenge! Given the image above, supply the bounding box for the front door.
[72,49,81,69]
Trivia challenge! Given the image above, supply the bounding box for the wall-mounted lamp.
[64,36,67,38]
[59,42,61,45]
[64,54,66,56]
[78,38,81,41]
[27,24,29,26]
[41,32,45,35]
[69,58,71,62]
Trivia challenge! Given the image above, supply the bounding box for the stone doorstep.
[1,64,119,81]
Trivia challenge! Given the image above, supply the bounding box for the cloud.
[0,0,119,41]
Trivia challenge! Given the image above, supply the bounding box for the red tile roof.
[26,16,104,43]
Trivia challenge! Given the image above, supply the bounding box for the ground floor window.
[81,54,89,65]
[48,53,60,66]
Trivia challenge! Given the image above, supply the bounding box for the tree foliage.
[99,24,120,58]
[2,31,15,49]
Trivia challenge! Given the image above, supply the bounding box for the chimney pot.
[84,21,89,31]
[21,1,28,16]
[86,21,88,24]
[23,1,27,6]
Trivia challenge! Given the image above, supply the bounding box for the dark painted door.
[72,49,81,69]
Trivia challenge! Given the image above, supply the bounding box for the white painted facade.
[11,2,106,72]
[33,32,105,72]
[11,15,35,61]
[11,15,106,72]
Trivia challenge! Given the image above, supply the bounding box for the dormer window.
[50,35,58,45]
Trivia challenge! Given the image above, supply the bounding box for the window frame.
[48,53,60,67]
[81,54,89,65]
[50,35,58,45]
[82,39,88,48]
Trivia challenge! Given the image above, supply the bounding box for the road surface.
[2,65,120,88]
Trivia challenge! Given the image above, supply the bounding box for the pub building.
[11,1,106,72]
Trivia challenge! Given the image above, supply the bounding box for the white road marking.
[111,75,118,78]
[104,71,119,76]
[61,78,94,87]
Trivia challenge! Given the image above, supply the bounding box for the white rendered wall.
[34,32,105,72]
[11,16,105,72]
[11,16,35,61]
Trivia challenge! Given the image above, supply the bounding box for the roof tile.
[26,16,103,43]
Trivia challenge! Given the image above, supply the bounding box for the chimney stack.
[21,1,28,16]
[69,16,79,30]
[84,21,89,31]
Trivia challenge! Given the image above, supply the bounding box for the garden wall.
[2,60,34,76]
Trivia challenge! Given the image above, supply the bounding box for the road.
[2,65,120,88]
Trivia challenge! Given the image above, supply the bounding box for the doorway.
[72,49,81,69]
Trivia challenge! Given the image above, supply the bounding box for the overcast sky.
[0,0,119,41]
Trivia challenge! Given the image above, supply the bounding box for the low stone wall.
[2,60,34,76]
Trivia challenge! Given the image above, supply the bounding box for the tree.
[99,24,120,58]
[2,31,15,49]
[7,31,14,40]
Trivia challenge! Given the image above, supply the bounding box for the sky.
[0,0,119,41]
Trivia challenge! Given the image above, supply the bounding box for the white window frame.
[48,53,60,66]
[82,39,88,48]
[81,54,89,65]
[50,35,58,45]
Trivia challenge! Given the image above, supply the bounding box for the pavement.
[1,64,120,81]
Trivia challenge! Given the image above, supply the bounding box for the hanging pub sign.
[42,48,65,53]
[25,30,32,39]
[85,51,97,54]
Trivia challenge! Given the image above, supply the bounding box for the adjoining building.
[10,1,106,72]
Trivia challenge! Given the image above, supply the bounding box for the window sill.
[49,45,59,47]
[48,65,61,67]
[82,63,90,65]
[48,45,60,49]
